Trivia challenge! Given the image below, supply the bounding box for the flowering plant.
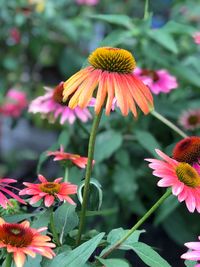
[1,1,200,267]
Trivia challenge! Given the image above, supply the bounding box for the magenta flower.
[75,0,99,5]
[19,174,77,207]
[134,67,178,95]
[193,32,200,45]
[179,109,200,130]
[145,149,200,213]
[29,82,92,124]
[0,178,26,208]
[181,236,200,266]
[0,89,28,118]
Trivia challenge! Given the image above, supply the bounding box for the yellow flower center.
[176,162,200,187]
[88,47,136,73]
[0,223,33,247]
[39,182,61,194]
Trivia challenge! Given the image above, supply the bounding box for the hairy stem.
[50,208,61,246]
[76,109,103,246]
[151,110,187,138]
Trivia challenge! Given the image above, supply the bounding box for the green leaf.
[148,29,178,54]
[88,14,133,29]
[107,228,145,249]
[134,130,161,157]
[24,255,42,267]
[100,30,133,47]
[184,260,197,267]
[94,131,123,163]
[154,195,179,225]
[54,203,79,242]
[131,242,171,267]
[163,21,195,34]
[171,65,200,87]
[31,209,50,228]
[100,228,144,256]
[96,257,130,267]
[47,232,105,267]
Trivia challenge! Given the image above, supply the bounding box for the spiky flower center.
[88,47,136,73]
[39,182,61,194]
[173,137,200,164]
[140,69,159,82]
[0,223,33,247]
[176,162,200,187]
[53,82,66,105]
[188,115,199,125]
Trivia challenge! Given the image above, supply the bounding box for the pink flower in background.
[181,236,200,266]
[29,82,92,124]
[20,174,77,207]
[0,178,26,208]
[193,32,200,45]
[145,149,200,213]
[47,145,93,168]
[0,89,28,118]
[134,67,178,94]
[9,28,21,44]
[179,109,200,130]
[76,0,99,6]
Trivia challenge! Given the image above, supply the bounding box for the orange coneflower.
[63,47,154,117]
[0,218,55,267]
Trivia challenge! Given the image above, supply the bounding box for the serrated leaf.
[47,232,105,267]
[96,257,130,267]
[134,130,161,157]
[148,29,178,54]
[94,131,123,163]
[89,14,133,29]
[131,242,171,267]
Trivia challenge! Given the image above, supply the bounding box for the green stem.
[76,109,103,246]
[101,189,172,259]
[5,253,12,267]
[151,110,188,138]
[64,167,69,182]
[143,0,149,19]
[50,208,61,246]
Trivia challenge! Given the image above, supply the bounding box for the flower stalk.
[101,189,172,258]
[151,110,188,138]
[76,108,103,246]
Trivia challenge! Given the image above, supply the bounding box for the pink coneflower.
[19,174,77,207]
[0,89,28,118]
[0,218,55,267]
[179,109,200,130]
[145,149,200,213]
[29,82,92,124]
[63,47,153,117]
[9,28,21,44]
[47,145,93,168]
[75,0,99,5]
[0,178,26,209]
[134,67,178,95]
[193,32,200,45]
[181,236,200,266]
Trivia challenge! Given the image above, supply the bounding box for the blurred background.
[0,0,200,266]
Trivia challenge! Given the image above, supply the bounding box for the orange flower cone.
[63,47,154,117]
